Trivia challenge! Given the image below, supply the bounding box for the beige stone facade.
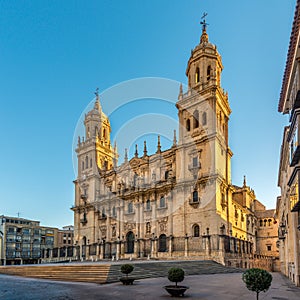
[277,0,300,286]
[71,23,277,269]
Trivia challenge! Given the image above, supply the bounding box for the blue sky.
[0,0,295,228]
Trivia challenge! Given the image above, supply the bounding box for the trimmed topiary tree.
[242,268,272,300]
[121,264,134,279]
[168,267,185,287]
[164,267,189,297]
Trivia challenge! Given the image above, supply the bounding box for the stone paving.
[1,272,300,300]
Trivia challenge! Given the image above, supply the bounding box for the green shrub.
[121,264,134,278]
[242,268,272,300]
[168,267,185,287]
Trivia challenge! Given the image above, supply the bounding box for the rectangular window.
[193,157,198,167]
[160,196,166,208]
[267,245,272,251]
[7,227,15,233]
[22,228,30,235]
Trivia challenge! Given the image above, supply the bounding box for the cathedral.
[72,20,278,268]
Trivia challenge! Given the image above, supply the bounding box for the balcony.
[290,145,300,166]
[289,90,300,121]
[291,198,300,212]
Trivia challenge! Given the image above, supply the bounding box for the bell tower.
[176,14,232,234]
[73,90,118,245]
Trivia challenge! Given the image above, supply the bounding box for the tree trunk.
[256,292,259,300]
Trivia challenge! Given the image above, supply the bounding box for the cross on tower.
[94,87,99,97]
[200,12,209,31]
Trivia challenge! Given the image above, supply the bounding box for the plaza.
[0,271,300,300]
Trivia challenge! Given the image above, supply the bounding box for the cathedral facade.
[71,23,278,268]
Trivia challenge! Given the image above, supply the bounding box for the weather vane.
[200,12,208,31]
[95,87,99,98]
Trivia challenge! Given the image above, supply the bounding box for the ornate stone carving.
[124,222,136,232]
[158,217,168,233]
[100,225,107,237]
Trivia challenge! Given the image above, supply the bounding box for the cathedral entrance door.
[126,231,134,253]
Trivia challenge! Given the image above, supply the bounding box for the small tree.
[168,267,185,287]
[120,264,134,279]
[242,268,272,300]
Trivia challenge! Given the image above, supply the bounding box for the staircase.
[0,264,111,283]
[0,260,242,284]
[107,260,243,283]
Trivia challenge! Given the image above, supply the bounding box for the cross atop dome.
[200,12,209,32]
[94,87,102,111]
[200,12,209,44]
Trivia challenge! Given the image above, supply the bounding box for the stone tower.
[175,18,232,235]
[73,91,118,246]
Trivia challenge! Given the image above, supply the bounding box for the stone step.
[0,264,111,283]
[107,260,243,283]
[0,260,243,284]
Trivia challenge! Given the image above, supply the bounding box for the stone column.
[116,240,120,260]
[151,238,155,258]
[154,238,158,258]
[205,235,211,256]
[120,239,125,258]
[86,244,89,259]
[96,243,100,260]
[184,235,189,257]
[134,237,139,258]
[169,235,173,257]
[100,241,104,260]
[219,235,224,252]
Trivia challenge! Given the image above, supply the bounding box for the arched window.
[101,208,106,218]
[146,222,151,233]
[126,231,134,253]
[95,126,98,137]
[146,199,151,211]
[207,65,211,81]
[160,196,166,208]
[85,156,88,169]
[193,110,199,128]
[268,219,272,226]
[192,190,199,203]
[259,220,263,227]
[158,234,167,252]
[186,119,191,132]
[202,112,207,126]
[195,67,200,83]
[128,202,133,213]
[90,158,92,168]
[103,128,106,139]
[82,161,84,170]
[193,224,200,237]
[264,219,267,227]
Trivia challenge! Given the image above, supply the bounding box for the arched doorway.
[126,231,134,254]
[158,234,167,252]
